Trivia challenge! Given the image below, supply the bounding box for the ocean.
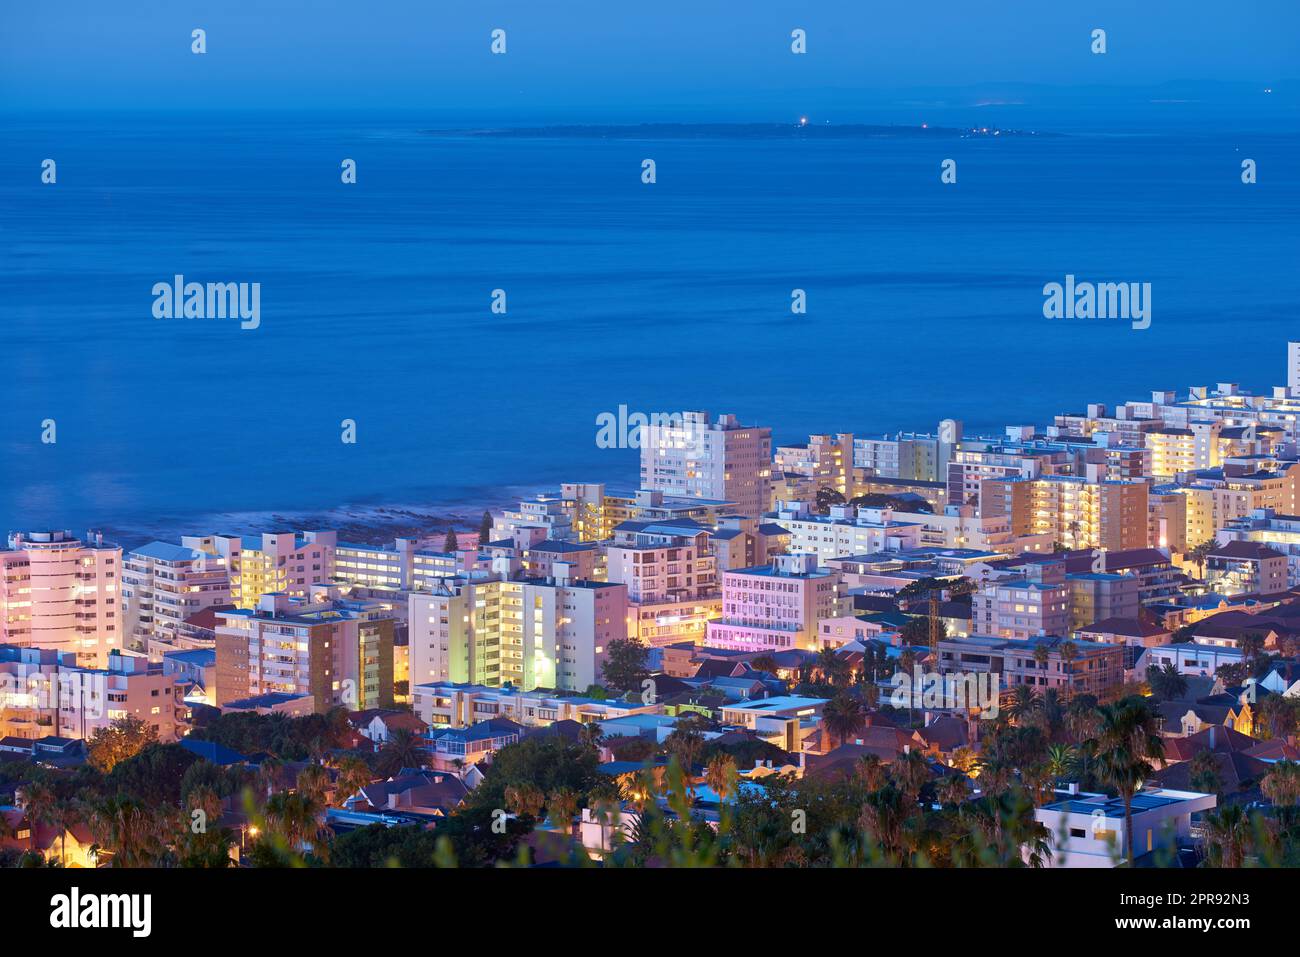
[2,112,1298,542]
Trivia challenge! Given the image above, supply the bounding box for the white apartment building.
[0,531,122,668]
[640,411,772,517]
[121,541,231,649]
[409,572,628,693]
[772,502,924,562]
[411,681,659,730]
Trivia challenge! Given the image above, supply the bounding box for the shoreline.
[92,485,553,551]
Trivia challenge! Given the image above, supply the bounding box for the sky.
[2,1,1298,123]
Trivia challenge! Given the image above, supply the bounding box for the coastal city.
[6,342,1300,874]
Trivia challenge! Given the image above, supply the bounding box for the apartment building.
[774,433,854,495]
[604,520,720,646]
[1205,540,1288,595]
[408,572,628,693]
[1221,508,1300,586]
[1067,571,1140,631]
[0,531,122,668]
[854,422,960,483]
[0,644,187,743]
[411,681,659,730]
[934,634,1125,698]
[214,589,395,713]
[189,530,337,609]
[640,411,772,517]
[980,474,1150,551]
[971,561,1070,639]
[771,502,925,562]
[706,553,840,652]
[710,515,791,572]
[121,541,231,649]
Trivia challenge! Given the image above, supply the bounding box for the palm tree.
[1188,750,1223,799]
[1262,759,1300,817]
[821,692,866,749]
[704,754,738,803]
[255,756,284,802]
[546,787,580,839]
[1058,641,1080,701]
[890,749,931,804]
[88,796,168,867]
[187,784,223,828]
[579,722,604,752]
[376,728,426,775]
[504,783,546,822]
[1202,805,1252,868]
[1045,743,1079,786]
[937,773,969,807]
[263,791,330,859]
[295,763,330,805]
[1005,685,1040,725]
[855,753,888,792]
[18,781,56,855]
[1089,697,1166,866]
[815,647,849,688]
[1187,538,1217,581]
[332,756,374,807]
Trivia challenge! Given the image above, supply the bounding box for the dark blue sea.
[2,112,1298,539]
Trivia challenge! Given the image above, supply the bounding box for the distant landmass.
[418,122,1060,139]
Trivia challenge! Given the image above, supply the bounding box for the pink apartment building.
[706,553,840,652]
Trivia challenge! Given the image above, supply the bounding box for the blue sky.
[2,1,1297,121]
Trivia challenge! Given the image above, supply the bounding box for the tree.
[601,637,650,694]
[1187,538,1217,580]
[750,654,779,675]
[86,716,158,773]
[18,780,56,854]
[1146,662,1188,703]
[890,749,931,804]
[1202,805,1252,868]
[1059,641,1080,700]
[375,728,427,776]
[478,511,494,547]
[1253,692,1295,740]
[504,783,546,821]
[1188,750,1223,799]
[814,647,851,687]
[87,796,170,867]
[262,791,330,861]
[821,693,866,749]
[1089,697,1166,866]
[296,764,331,805]
[704,754,738,803]
[332,756,375,807]
[444,528,459,552]
[546,787,581,838]
[1263,760,1300,816]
